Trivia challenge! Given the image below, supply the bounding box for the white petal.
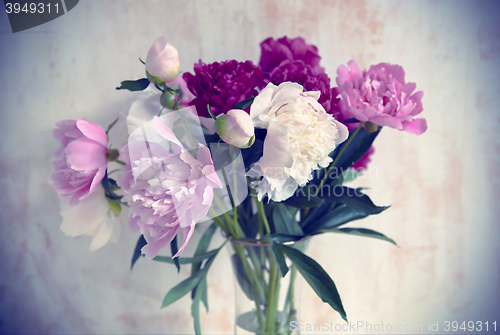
[59,186,109,237]
[250,83,278,128]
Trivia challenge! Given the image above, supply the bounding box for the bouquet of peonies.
[52,36,426,334]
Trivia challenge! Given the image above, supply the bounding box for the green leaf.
[116,78,150,91]
[331,127,381,171]
[284,186,325,209]
[170,235,181,273]
[304,205,367,235]
[269,234,304,244]
[192,222,217,274]
[272,205,304,236]
[151,249,218,265]
[161,271,205,309]
[326,228,398,246]
[161,254,217,309]
[106,197,122,217]
[341,168,361,184]
[322,187,389,216]
[280,244,347,322]
[191,277,206,335]
[231,253,260,303]
[271,242,289,277]
[199,276,209,312]
[233,97,255,110]
[131,235,147,270]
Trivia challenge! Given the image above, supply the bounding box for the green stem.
[318,123,363,190]
[265,259,279,333]
[115,160,127,166]
[283,266,298,334]
[255,196,271,235]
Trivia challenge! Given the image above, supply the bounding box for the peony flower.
[259,36,324,74]
[248,82,348,202]
[145,37,180,84]
[52,119,109,206]
[352,146,375,171]
[336,60,427,135]
[183,60,262,118]
[214,109,255,148]
[118,116,223,259]
[264,60,344,120]
[59,184,121,251]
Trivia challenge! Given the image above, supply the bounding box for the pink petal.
[82,166,107,200]
[153,116,184,152]
[369,114,403,130]
[76,119,108,147]
[402,118,427,135]
[173,223,196,258]
[65,137,108,172]
[348,106,369,122]
[142,226,179,260]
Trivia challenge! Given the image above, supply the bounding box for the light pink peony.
[336,61,427,135]
[146,37,180,84]
[118,116,223,259]
[214,109,255,148]
[52,119,108,206]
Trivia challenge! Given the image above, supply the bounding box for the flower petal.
[76,119,108,147]
[402,118,427,135]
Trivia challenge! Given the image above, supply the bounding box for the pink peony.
[118,116,223,259]
[336,61,427,135]
[52,119,108,206]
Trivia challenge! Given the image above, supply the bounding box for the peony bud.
[160,91,177,109]
[145,37,180,84]
[214,109,255,148]
[363,121,378,133]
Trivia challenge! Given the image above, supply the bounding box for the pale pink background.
[0,1,499,334]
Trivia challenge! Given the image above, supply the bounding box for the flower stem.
[265,258,279,334]
[318,123,363,190]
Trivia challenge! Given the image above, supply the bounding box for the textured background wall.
[0,0,499,334]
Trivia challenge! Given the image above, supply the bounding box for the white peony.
[59,184,121,251]
[248,82,349,202]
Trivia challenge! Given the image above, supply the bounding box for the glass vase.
[229,239,305,335]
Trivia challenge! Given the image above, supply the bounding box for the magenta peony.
[52,119,108,206]
[336,60,427,135]
[259,36,324,74]
[264,59,342,119]
[118,116,223,259]
[183,60,262,118]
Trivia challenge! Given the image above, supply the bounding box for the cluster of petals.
[259,36,324,74]
[118,117,222,259]
[183,60,262,118]
[52,119,109,206]
[264,59,342,120]
[249,82,348,202]
[336,60,427,135]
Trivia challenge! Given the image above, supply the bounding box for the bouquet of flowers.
[52,36,426,334]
